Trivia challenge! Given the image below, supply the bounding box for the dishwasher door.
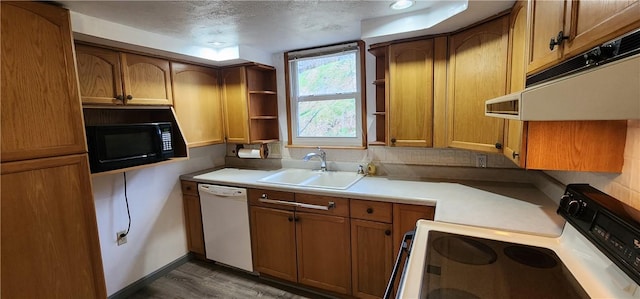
[198,184,253,272]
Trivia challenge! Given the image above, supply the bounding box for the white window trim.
[286,42,366,147]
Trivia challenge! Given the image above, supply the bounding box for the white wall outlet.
[116,231,127,246]
[476,154,488,168]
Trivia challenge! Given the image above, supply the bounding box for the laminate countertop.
[181,167,565,237]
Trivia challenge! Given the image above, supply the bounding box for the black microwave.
[86,122,174,173]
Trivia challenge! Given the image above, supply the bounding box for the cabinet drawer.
[350,199,392,223]
[180,180,198,196]
[295,193,349,217]
[248,188,295,211]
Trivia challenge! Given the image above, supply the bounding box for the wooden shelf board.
[249,139,279,144]
[372,79,385,85]
[368,141,387,146]
[250,116,278,120]
[249,90,277,95]
[373,112,386,116]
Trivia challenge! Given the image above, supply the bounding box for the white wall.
[92,144,226,296]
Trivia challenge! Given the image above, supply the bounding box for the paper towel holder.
[235,144,269,159]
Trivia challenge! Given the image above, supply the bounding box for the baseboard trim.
[108,254,192,299]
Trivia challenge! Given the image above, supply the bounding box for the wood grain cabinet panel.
[76,44,173,106]
[351,219,393,299]
[527,0,566,73]
[388,39,434,147]
[75,45,124,105]
[250,206,298,282]
[182,194,206,257]
[447,16,509,153]
[172,62,224,147]
[121,52,173,105]
[1,154,106,298]
[1,2,87,162]
[296,212,351,295]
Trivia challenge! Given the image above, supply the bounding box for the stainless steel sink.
[258,168,364,190]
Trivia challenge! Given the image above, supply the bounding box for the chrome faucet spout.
[302,147,327,171]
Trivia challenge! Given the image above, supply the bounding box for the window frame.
[284,41,367,148]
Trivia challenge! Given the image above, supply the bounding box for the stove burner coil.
[504,245,558,269]
[432,236,498,265]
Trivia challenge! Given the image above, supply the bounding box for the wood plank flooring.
[127,260,331,299]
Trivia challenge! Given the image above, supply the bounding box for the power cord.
[120,172,131,239]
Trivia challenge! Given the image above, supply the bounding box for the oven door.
[396,220,640,299]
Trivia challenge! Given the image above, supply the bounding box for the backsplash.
[544,120,640,211]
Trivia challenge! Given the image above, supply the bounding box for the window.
[286,41,366,147]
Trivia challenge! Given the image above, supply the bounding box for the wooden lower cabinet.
[1,154,106,298]
[296,212,352,294]
[351,219,393,299]
[180,180,206,258]
[250,206,298,282]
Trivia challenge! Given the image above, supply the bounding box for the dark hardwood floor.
[127,260,331,299]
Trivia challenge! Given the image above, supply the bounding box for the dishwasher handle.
[199,184,246,197]
[384,230,415,299]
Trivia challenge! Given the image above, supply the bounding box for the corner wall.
[92,144,226,296]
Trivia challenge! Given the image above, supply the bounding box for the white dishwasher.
[198,184,253,272]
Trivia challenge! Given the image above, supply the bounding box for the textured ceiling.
[60,1,514,54]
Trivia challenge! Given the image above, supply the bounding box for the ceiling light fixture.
[390,0,414,10]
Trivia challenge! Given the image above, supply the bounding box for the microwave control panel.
[161,129,172,151]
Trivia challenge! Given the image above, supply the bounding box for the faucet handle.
[357,165,365,174]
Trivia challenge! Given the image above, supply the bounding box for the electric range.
[396,184,640,299]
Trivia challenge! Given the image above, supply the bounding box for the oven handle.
[383,230,415,299]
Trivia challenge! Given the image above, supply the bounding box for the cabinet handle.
[115,95,124,101]
[385,230,391,236]
[495,142,503,149]
[549,31,569,50]
[186,186,192,191]
[288,216,293,222]
[259,194,335,211]
[294,216,300,222]
[390,138,396,145]
[512,152,519,159]
[366,208,374,214]
[126,94,133,100]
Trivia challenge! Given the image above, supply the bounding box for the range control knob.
[566,199,585,216]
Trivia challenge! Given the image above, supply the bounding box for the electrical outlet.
[116,231,127,246]
[476,154,487,168]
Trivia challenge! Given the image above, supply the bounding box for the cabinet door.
[564,0,640,59]
[75,44,124,105]
[447,16,509,153]
[172,62,224,147]
[1,154,106,298]
[250,206,297,282]
[183,194,206,256]
[504,1,528,166]
[121,52,173,105]
[296,212,351,295]
[221,67,250,144]
[351,219,393,299]
[388,39,434,147]
[527,0,566,73]
[1,2,87,162]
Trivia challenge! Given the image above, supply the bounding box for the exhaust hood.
[485,31,640,121]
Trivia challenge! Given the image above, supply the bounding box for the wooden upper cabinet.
[221,65,279,144]
[447,16,509,153]
[504,1,528,166]
[121,53,173,105]
[75,44,173,106]
[1,2,87,162]
[75,45,124,105]
[388,39,434,147]
[172,62,224,147]
[527,0,566,73]
[527,0,640,74]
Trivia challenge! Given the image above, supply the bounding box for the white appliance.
[199,184,253,272]
[484,29,640,121]
[394,184,640,299]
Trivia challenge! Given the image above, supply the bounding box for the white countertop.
[184,167,565,237]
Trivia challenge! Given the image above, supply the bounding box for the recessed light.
[390,0,414,10]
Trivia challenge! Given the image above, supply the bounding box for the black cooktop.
[420,231,589,299]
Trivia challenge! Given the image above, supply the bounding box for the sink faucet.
[303,147,327,172]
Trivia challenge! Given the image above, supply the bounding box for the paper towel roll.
[237,148,265,159]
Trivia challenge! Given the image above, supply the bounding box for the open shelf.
[368,45,388,146]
